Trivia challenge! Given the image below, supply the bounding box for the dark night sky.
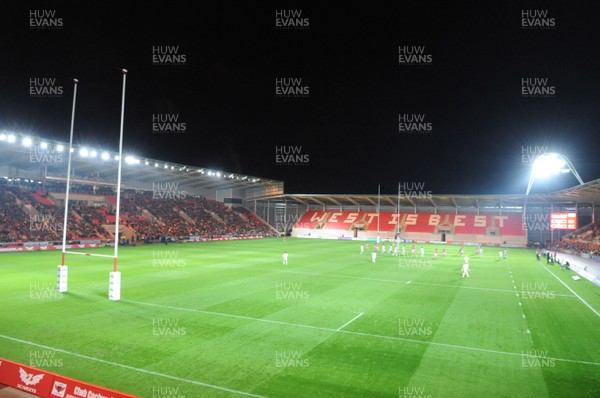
[1,1,599,195]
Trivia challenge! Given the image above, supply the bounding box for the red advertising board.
[0,358,139,398]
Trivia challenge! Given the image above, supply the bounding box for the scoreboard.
[550,212,577,230]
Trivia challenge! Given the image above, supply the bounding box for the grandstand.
[1,132,600,398]
[0,133,282,250]
[1,131,599,257]
[247,182,599,248]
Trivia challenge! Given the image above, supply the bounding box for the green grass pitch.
[1,238,599,397]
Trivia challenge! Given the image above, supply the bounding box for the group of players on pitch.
[357,241,509,279]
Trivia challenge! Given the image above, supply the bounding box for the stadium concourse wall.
[291,210,527,247]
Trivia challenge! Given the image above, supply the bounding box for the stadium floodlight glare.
[79,147,89,157]
[101,152,110,160]
[40,142,48,149]
[89,150,97,158]
[7,134,16,143]
[125,155,139,164]
[526,152,584,195]
[56,144,64,152]
[22,137,33,147]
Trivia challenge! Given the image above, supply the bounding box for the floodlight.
[22,137,33,147]
[40,142,48,149]
[56,144,64,152]
[531,153,565,178]
[526,152,584,195]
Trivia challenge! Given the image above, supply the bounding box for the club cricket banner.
[0,358,138,398]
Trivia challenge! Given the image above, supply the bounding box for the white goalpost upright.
[57,78,78,293]
[376,184,381,244]
[109,68,128,301]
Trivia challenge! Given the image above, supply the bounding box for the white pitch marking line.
[540,263,600,317]
[406,280,412,285]
[120,299,600,367]
[0,334,267,398]
[337,313,364,331]
[252,267,576,297]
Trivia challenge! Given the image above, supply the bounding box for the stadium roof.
[2,132,598,208]
[253,179,600,209]
[0,132,283,193]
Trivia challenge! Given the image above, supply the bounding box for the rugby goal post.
[57,69,128,301]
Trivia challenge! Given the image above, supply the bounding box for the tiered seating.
[556,220,600,256]
[293,210,526,239]
[34,190,55,205]
[0,181,275,243]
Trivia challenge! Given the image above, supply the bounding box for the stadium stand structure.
[290,210,526,246]
[0,180,278,246]
[244,179,600,250]
[1,132,599,253]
